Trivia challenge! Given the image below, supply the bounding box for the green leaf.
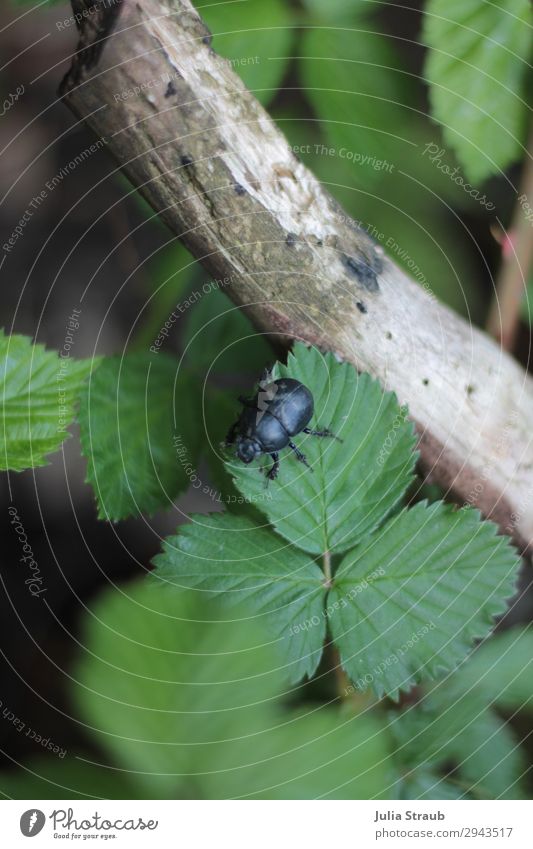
[75,581,285,797]
[78,352,199,520]
[452,627,533,711]
[202,709,391,800]
[300,23,416,182]
[397,770,466,800]
[0,758,142,800]
[135,242,200,351]
[302,0,359,25]
[195,0,294,105]
[0,330,95,471]
[75,580,392,799]
[391,691,526,799]
[152,512,327,682]
[423,0,532,183]
[183,287,272,376]
[457,710,526,799]
[329,501,519,698]
[227,343,417,555]
[153,502,518,697]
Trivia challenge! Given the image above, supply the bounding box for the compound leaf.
[228,343,417,555]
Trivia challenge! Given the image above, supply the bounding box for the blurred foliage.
[391,627,533,798]
[182,283,271,376]
[133,242,201,351]
[391,692,526,799]
[2,589,531,799]
[135,241,272,375]
[198,0,294,104]
[423,0,532,184]
[300,16,416,181]
[73,582,391,799]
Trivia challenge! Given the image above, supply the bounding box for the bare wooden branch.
[61,0,533,551]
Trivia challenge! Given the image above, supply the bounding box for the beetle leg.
[266,452,280,480]
[288,441,313,471]
[303,427,343,443]
[225,421,239,445]
[237,395,258,409]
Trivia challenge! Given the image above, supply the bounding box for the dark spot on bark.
[467,385,475,396]
[180,155,194,167]
[356,302,367,314]
[286,232,297,247]
[316,239,323,247]
[202,34,212,46]
[234,183,246,195]
[165,81,177,98]
[372,251,384,276]
[423,378,429,386]
[343,254,380,292]
[386,331,392,339]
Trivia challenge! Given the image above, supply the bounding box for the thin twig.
[486,131,533,351]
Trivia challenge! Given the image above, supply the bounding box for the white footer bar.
[2,799,531,847]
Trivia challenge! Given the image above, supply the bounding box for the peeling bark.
[61,0,533,552]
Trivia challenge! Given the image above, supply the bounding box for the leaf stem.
[328,643,374,709]
[322,549,332,587]
[332,646,351,698]
[321,552,358,703]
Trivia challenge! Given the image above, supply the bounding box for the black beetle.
[226,376,338,480]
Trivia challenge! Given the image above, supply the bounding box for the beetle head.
[235,436,262,464]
